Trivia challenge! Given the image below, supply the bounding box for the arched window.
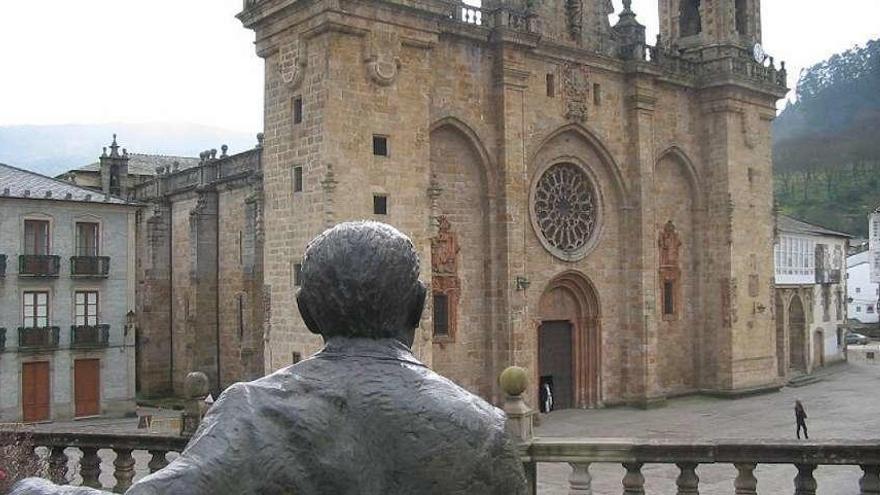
[735,0,748,35]
[680,0,701,37]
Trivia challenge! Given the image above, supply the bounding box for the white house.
[0,161,137,422]
[849,250,880,325]
[774,215,850,377]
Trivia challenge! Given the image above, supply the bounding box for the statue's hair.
[297,221,426,341]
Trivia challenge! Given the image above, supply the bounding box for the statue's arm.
[490,432,529,495]
[127,383,258,495]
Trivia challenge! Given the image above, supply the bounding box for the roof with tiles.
[778,214,852,239]
[75,153,201,176]
[0,162,134,205]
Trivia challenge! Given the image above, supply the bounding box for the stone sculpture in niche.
[13,221,527,495]
[278,37,306,89]
[659,221,682,320]
[431,216,461,340]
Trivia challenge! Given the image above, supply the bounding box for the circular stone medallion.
[530,162,600,261]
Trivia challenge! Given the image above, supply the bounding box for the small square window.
[593,83,601,105]
[373,135,388,157]
[373,195,388,215]
[292,352,302,364]
[546,74,555,97]
[293,263,302,286]
[293,166,303,193]
[293,97,303,125]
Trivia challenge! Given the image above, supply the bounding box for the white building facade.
[0,162,137,422]
[848,251,880,324]
[774,215,850,377]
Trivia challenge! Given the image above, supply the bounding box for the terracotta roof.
[76,153,200,176]
[778,214,852,238]
[0,162,134,205]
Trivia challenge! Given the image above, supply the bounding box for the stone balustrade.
[3,431,188,493]
[520,438,880,495]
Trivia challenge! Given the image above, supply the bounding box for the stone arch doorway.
[789,295,807,373]
[537,272,601,409]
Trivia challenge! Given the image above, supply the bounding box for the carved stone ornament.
[563,63,590,122]
[365,30,402,87]
[565,0,584,41]
[278,38,306,89]
[658,220,682,268]
[530,162,600,261]
[431,216,460,276]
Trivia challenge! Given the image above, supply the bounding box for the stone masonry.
[236,0,788,408]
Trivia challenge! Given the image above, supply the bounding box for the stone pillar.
[188,188,221,394]
[626,72,663,407]
[137,202,173,397]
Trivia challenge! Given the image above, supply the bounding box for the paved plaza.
[535,361,880,494]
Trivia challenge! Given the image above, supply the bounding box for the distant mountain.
[0,123,258,177]
[773,39,880,238]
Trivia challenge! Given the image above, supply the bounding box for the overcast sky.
[1,0,878,134]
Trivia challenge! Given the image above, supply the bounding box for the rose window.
[532,163,598,260]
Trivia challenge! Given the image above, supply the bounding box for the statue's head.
[296,221,427,346]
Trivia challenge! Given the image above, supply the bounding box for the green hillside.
[773,39,880,238]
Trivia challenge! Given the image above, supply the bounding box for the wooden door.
[538,321,573,410]
[74,359,100,417]
[22,361,50,422]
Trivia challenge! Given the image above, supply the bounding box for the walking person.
[795,400,809,439]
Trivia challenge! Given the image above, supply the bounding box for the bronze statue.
[14,221,527,494]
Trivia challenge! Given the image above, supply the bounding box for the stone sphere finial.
[500,366,528,397]
[185,371,210,399]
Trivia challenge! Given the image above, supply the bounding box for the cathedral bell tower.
[659,0,762,50]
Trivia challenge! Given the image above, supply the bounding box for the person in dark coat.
[795,400,809,439]
[13,221,528,495]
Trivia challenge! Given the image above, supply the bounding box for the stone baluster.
[734,463,758,495]
[794,464,817,495]
[148,450,169,473]
[113,448,136,493]
[48,446,68,484]
[568,462,592,494]
[675,462,699,495]
[80,447,102,488]
[500,367,536,495]
[860,465,880,495]
[622,462,645,495]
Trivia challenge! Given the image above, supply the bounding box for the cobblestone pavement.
[534,361,880,494]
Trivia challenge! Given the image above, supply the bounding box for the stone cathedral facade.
[237,0,788,408]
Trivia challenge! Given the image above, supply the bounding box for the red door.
[22,361,50,422]
[74,359,100,417]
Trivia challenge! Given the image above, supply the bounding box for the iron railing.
[18,255,60,277]
[17,326,60,350]
[70,256,111,278]
[70,324,110,348]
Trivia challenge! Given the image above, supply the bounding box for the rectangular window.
[76,222,99,257]
[856,287,862,293]
[293,263,302,287]
[24,220,50,255]
[23,291,49,328]
[857,306,862,313]
[373,135,388,157]
[238,294,245,339]
[75,291,99,326]
[546,74,555,97]
[293,96,303,125]
[373,195,388,215]
[593,83,601,105]
[663,280,675,316]
[293,166,303,193]
[433,293,449,336]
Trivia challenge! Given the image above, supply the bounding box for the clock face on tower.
[753,43,766,64]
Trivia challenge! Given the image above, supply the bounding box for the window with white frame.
[23,291,49,328]
[76,222,99,257]
[775,235,815,278]
[75,291,99,326]
[24,220,50,255]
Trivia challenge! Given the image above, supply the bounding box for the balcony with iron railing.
[70,256,111,278]
[18,255,61,278]
[70,324,110,348]
[18,326,60,351]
